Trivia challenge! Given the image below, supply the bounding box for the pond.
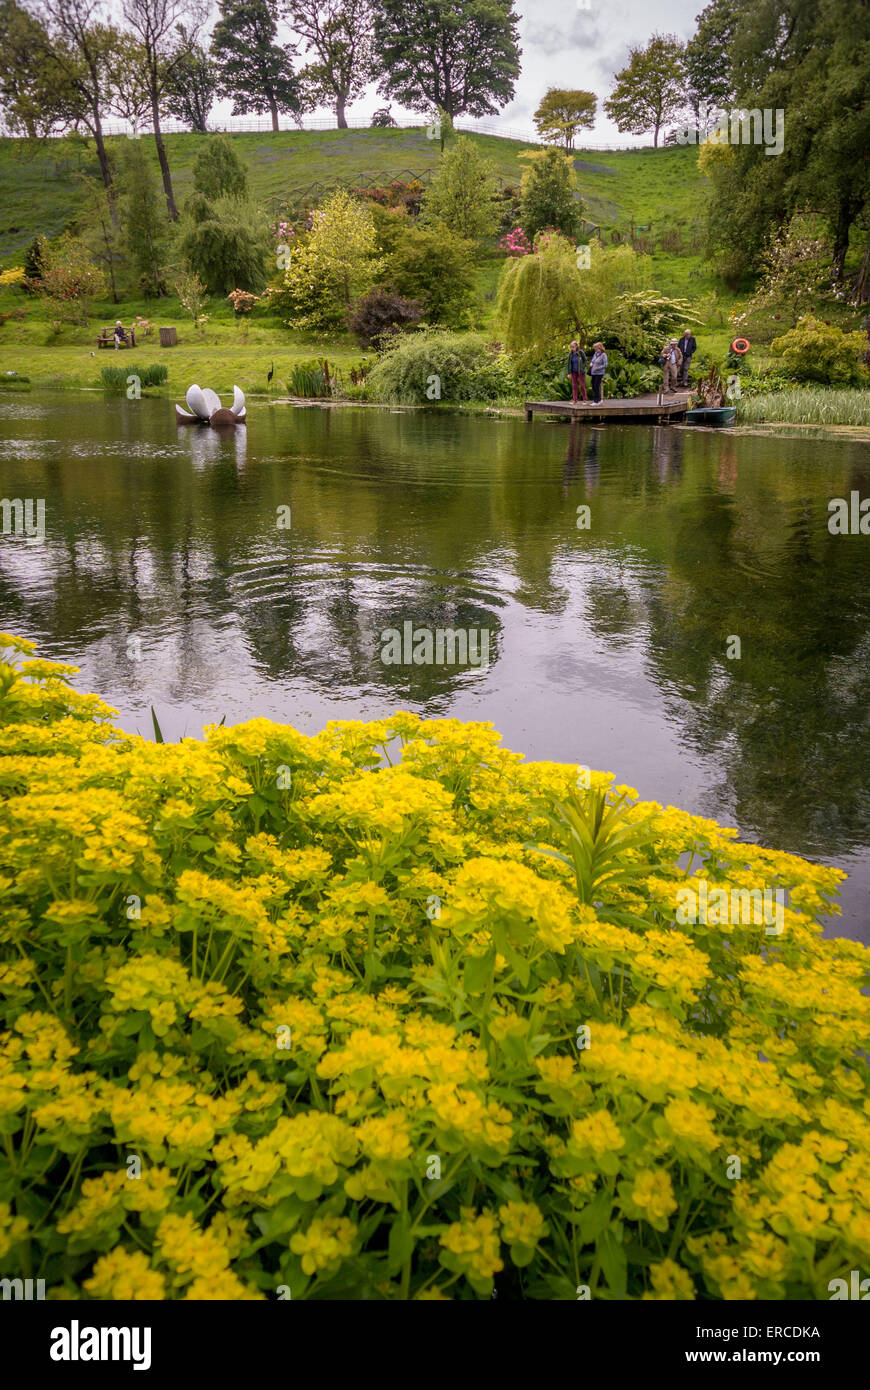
[1,392,869,940]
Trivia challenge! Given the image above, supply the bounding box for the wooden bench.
[96,327,137,350]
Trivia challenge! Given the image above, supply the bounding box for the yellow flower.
[570,1109,625,1157]
[290,1215,356,1275]
[498,1201,548,1249]
[439,1209,503,1284]
[630,1169,677,1228]
[84,1247,166,1300]
[643,1259,695,1300]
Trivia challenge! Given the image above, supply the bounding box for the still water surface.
[2,393,868,939]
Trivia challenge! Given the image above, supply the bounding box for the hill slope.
[0,128,709,265]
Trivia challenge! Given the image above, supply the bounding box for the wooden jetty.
[525,393,692,425]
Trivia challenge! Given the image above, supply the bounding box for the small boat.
[684,405,737,427]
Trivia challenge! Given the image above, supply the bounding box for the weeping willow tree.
[496,235,650,365]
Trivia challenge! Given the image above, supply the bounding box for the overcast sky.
[202,0,706,144]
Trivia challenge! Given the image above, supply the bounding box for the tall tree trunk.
[151,89,178,221]
[91,109,119,232]
[269,93,279,133]
[336,92,347,129]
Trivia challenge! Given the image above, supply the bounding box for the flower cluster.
[0,634,866,1301]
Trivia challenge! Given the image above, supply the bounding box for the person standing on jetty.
[567,341,588,402]
[678,327,697,386]
[589,342,607,402]
[660,338,682,394]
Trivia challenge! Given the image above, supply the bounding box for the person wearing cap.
[677,327,697,385]
[567,340,588,403]
[589,341,607,402]
[659,338,683,395]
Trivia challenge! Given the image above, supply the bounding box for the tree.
[122,0,207,220]
[119,140,171,295]
[746,222,830,327]
[0,0,73,138]
[179,192,268,294]
[77,172,123,301]
[533,88,597,151]
[604,33,687,147]
[372,0,521,120]
[703,0,870,288]
[163,24,215,131]
[376,219,477,326]
[496,231,585,364]
[519,147,582,241]
[174,268,209,326]
[105,31,153,133]
[683,0,736,119]
[422,136,498,244]
[40,233,106,321]
[192,134,248,199]
[286,0,374,129]
[272,187,379,329]
[38,3,130,197]
[212,0,304,132]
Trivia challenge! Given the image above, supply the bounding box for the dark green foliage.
[373,211,477,326]
[365,330,513,403]
[520,149,582,241]
[373,0,520,119]
[179,198,268,295]
[119,142,171,298]
[163,31,217,133]
[287,359,332,397]
[211,0,304,130]
[23,234,47,282]
[192,135,248,200]
[370,107,396,127]
[100,363,168,391]
[347,287,424,347]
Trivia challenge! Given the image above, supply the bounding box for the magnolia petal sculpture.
[175,384,247,427]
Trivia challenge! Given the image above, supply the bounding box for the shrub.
[0,267,26,287]
[370,107,397,127]
[519,147,583,241]
[272,190,380,333]
[769,317,869,386]
[421,136,499,244]
[179,201,268,297]
[100,363,169,391]
[0,635,865,1302]
[192,134,248,201]
[375,218,477,328]
[287,359,337,398]
[366,330,513,404]
[347,288,424,348]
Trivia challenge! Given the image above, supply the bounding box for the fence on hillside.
[33,112,647,151]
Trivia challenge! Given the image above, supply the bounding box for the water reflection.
[1,393,868,937]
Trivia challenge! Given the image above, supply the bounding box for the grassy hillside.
[0,129,710,264]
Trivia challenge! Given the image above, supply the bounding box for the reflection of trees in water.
[3,402,870,860]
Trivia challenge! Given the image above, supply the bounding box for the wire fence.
[81,112,645,150]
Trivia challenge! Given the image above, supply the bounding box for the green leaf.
[463,946,495,995]
[597,1227,627,1297]
[189,835,213,852]
[387,1216,415,1275]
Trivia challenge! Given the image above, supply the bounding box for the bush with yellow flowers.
[0,633,868,1300]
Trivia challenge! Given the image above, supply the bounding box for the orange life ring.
[731,337,751,354]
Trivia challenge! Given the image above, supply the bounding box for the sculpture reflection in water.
[183,420,247,471]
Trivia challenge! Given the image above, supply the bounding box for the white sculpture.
[175,384,246,427]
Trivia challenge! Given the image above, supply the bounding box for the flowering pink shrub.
[499,227,532,257]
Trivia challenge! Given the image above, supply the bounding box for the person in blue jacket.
[567,340,588,402]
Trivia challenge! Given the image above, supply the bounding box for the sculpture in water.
[175,385,247,427]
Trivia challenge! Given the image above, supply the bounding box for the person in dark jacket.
[678,328,697,386]
[567,340,588,402]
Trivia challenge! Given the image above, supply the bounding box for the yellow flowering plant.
[0,634,868,1300]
